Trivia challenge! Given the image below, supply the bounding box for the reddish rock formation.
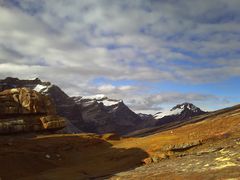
[0,88,66,134]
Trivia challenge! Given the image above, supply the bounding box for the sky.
[0,0,240,114]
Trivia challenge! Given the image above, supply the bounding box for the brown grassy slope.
[114,104,240,155]
[110,105,240,180]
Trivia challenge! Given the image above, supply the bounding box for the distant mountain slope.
[72,94,143,134]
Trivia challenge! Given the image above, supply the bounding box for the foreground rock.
[0,77,81,133]
[0,88,66,133]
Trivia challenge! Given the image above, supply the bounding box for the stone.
[158,153,169,159]
[142,157,153,165]
[152,156,160,163]
[45,154,51,159]
[56,154,61,158]
[0,88,55,116]
[0,88,66,134]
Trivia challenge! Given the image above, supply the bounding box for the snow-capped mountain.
[71,94,143,135]
[154,102,206,126]
[154,103,203,119]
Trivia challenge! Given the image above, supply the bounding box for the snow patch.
[79,94,122,107]
[34,84,52,93]
[34,84,47,92]
[187,104,198,112]
[99,99,121,106]
[154,108,184,119]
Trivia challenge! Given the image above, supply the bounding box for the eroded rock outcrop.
[0,88,66,134]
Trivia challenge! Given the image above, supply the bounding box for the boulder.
[142,157,153,165]
[0,88,66,134]
[0,88,55,116]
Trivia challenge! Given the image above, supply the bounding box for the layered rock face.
[0,88,66,134]
[0,87,55,115]
[0,77,81,133]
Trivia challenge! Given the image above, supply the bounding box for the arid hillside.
[111,104,240,179]
[0,104,240,180]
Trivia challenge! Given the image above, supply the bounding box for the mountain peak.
[171,102,202,113]
[153,102,204,120]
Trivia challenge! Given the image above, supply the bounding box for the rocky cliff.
[0,88,66,134]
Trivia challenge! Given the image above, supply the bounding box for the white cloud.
[97,84,116,93]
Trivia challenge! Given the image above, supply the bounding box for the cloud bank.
[0,0,239,113]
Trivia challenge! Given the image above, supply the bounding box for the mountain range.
[0,77,206,135]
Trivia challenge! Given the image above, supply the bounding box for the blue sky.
[0,0,240,113]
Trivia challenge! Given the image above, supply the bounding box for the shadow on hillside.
[0,135,148,180]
